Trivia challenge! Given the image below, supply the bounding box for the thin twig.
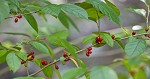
[5,11,40,19]
[146,4,150,27]
[28,32,150,76]
[29,59,60,76]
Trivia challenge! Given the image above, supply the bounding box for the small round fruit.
[21,61,26,64]
[86,52,90,57]
[145,27,149,32]
[97,41,101,44]
[14,18,18,23]
[63,52,68,57]
[87,51,92,54]
[132,31,136,35]
[41,60,46,65]
[96,36,100,41]
[111,35,115,39]
[17,15,22,19]
[55,65,59,70]
[87,47,92,51]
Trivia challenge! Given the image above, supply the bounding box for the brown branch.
[28,32,150,76]
[29,59,60,76]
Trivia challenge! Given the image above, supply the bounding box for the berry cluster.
[41,60,48,66]
[86,47,92,57]
[14,15,22,23]
[63,52,70,62]
[41,60,59,70]
[95,36,103,44]
[21,52,35,65]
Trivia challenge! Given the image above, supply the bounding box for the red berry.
[86,52,90,57]
[145,27,149,32]
[96,36,100,41]
[96,36,103,41]
[17,15,22,19]
[97,41,101,44]
[63,52,68,57]
[132,31,136,35]
[14,18,18,23]
[21,61,26,64]
[87,47,92,51]
[28,55,34,61]
[55,65,59,70]
[111,35,115,39]
[64,57,70,62]
[45,78,50,79]
[87,51,92,54]
[41,60,48,66]
[27,52,34,57]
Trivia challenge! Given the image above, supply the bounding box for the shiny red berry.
[87,47,92,51]
[96,36,100,41]
[55,65,59,70]
[41,60,48,66]
[14,18,18,23]
[97,41,101,44]
[63,52,68,57]
[17,15,22,19]
[27,52,34,57]
[87,51,92,54]
[111,35,115,39]
[86,52,90,57]
[145,27,149,32]
[21,61,26,64]
[64,57,70,62]
[132,31,136,35]
[28,55,34,61]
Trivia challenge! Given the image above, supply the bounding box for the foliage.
[0,0,150,79]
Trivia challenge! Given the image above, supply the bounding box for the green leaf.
[13,77,45,79]
[10,0,20,7]
[100,32,114,47]
[62,68,86,79]
[0,50,8,64]
[114,38,125,49]
[133,69,146,79]
[60,39,77,58]
[34,59,53,78]
[58,11,79,31]
[125,39,147,58]
[82,35,96,44]
[30,41,49,54]
[61,4,88,19]
[6,52,21,73]
[127,8,146,17]
[90,66,118,79]
[25,5,41,11]
[24,11,38,33]
[0,1,9,23]
[16,52,27,61]
[41,4,61,17]
[47,30,69,46]
[86,0,120,24]
[76,2,104,21]
[104,0,120,15]
[42,42,54,58]
[0,50,7,57]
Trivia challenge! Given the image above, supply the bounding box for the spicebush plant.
[0,0,150,79]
